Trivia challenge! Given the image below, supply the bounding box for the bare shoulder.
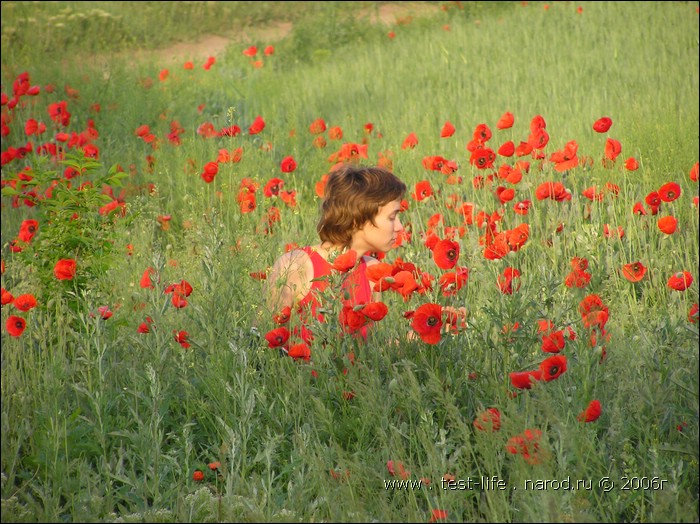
[271,248,311,274]
[362,254,381,267]
[266,248,314,312]
[362,255,383,303]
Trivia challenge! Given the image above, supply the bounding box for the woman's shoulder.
[361,254,381,267]
[271,247,313,273]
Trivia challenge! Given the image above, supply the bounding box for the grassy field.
[1,1,699,522]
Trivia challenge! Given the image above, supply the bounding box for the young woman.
[265,163,406,344]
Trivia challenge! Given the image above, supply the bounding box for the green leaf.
[1,186,19,196]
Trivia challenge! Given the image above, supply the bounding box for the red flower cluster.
[506,428,543,464]
[509,354,567,390]
[564,257,591,288]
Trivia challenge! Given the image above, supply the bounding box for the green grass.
[1,1,699,522]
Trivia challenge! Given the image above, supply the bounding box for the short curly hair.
[317,164,406,248]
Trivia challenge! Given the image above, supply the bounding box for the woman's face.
[352,199,404,254]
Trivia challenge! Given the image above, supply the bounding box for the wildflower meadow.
[1,1,698,522]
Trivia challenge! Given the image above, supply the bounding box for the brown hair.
[317,164,406,248]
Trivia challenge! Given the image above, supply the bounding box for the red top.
[296,246,373,339]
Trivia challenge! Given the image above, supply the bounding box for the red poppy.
[549,141,578,172]
[469,148,496,170]
[393,270,420,299]
[509,369,542,389]
[279,190,297,208]
[339,305,368,333]
[528,128,550,150]
[438,267,469,296]
[579,293,608,318]
[288,342,311,360]
[497,267,521,294]
[513,200,531,215]
[422,155,451,172]
[411,303,443,344]
[174,330,191,349]
[137,317,153,333]
[603,224,625,239]
[582,186,604,202]
[535,181,571,201]
[1,288,14,306]
[401,132,418,149]
[313,135,328,149]
[432,239,460,270]
[577,399,602,422]
[657,215,677,235]
[593,117,612,133]
[165,280,193,297]
[645,191,661,211]
[506,428,542,464]
[658,182,681,202]
[515,141,533,157]
[392,460,412,480]
[690,162,699,182]
[440,121,455,138]
[6,315,26,337]
[667,271,693,291]
[483,232,509,260]
[564,270,591,288]
[309,118,326,134]
[203,56,216,70]
[604,138,622,162]
[473,408,501,431]
[496,111,514,130]
[631,201,647,215]
[530,115,547,132]
[265,327,290,348]
[496,186,515,204]
[200,161,219,184]
[248,115,265,134]
[688,303,699,323]
[273,306,291,324]
[622,262,646,282]
[624,157,639,171]
[263,178,284,198]
[54,258,77,280]
[48,100,71,126]
[541,329,566,353]
[472,123,492,143]
[13,293,37,312]
[539,354,567,381]
[366,262,394,289]
[331,250,358,272]
[238,191,257,213]
[361,302,389,321]
[314,174,330,198]
[280,156,297,173]
[140,267,156,289]
[428,509,448,523]
[498,141,515,157]
[507,223,530,252]
[497,165,520,184]
[412,180,433,201]
[193,470,205,482]
[18,219,39,242]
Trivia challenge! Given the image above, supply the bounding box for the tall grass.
[1,1,698,522]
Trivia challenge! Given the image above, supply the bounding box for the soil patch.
[145,2,440,65]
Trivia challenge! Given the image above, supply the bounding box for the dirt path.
[147,2,440,65]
